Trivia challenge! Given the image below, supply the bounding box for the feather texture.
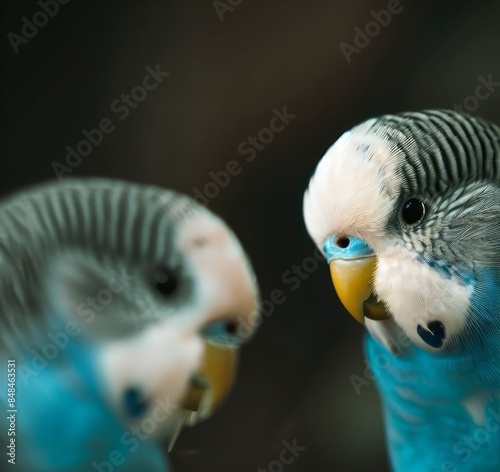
[303,109,500,471]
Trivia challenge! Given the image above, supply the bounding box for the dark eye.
[402,198,426,225]
[153,267,178,296]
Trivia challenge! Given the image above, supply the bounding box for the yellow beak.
[182,341,238,417]
[329,256,390,324]
[166,342,238,452]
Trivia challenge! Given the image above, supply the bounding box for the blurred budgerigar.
[303,110,500,471]
[0,178,259,471]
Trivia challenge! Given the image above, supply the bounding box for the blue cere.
[323,235,374,262]
[201,320,244,348]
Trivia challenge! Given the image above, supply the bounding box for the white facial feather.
[304,122,473,352]
[375,245,472,351]
[304,124,403,253]
[179,211,259,328]
[101,319,204,426]
[100,209,259,432]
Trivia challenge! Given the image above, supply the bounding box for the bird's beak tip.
[181,341,238,418]
[168,342,238,451]
[329,256,390,323]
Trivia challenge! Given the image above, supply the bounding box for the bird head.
[1,178,260,449]
[303,110,500,357]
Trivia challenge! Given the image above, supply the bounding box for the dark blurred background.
[2,1,500,471]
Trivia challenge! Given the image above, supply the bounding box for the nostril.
[336,236,350,249]
[225,321,238,335]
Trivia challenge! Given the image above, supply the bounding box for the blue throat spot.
[123,386,148,418]
[417,321,446,348]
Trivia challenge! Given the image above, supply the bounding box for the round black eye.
[402,198,426,225]
[153,267,178,296]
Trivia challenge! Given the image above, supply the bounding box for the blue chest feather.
[366,335,500,472]
[0,337,169,472]
[366,267,500,471]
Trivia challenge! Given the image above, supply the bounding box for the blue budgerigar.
[303,110,500,471]
[0,178,259,471]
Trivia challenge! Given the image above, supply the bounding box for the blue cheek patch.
[416,255,474,286]
[323,235,374,262]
